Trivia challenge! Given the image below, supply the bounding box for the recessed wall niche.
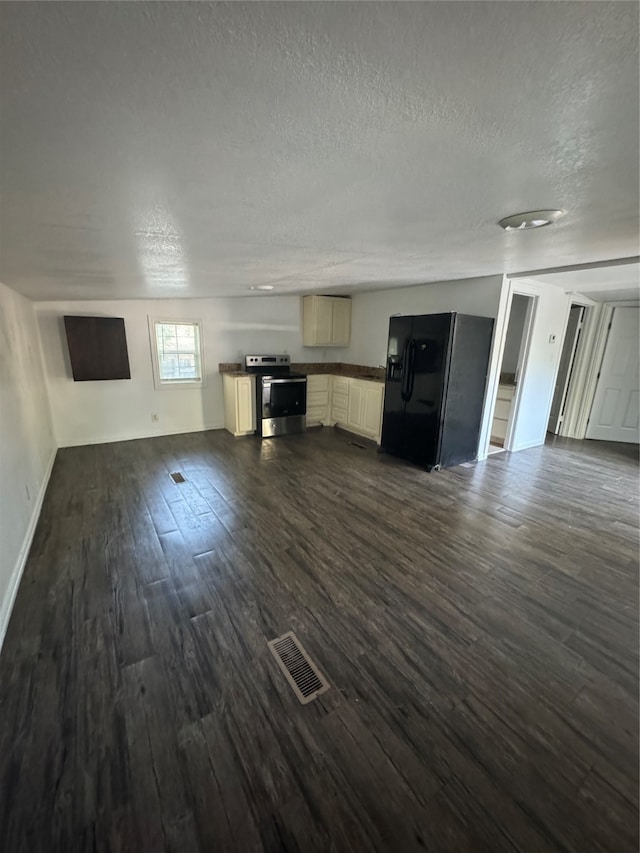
[63,315,131,381]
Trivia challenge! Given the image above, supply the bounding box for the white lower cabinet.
[222,371,384,443]
[223,374,256,436]
[360,382,385,439]
[330,376,349,426]
[491,383,515,443]
[305,374,332,426]
[331,376,384,443]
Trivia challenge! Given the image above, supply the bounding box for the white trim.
[57,422,225,448]
[550,304,585,436]
[477,274,511,460]
[148,316,207,390]
[478,277,544,460]
[557,302,599,438]
[0,446,57,653]
[507,255,639,280]
[575,305,615,437]
[504,294,538,452]
[565,292,598,308]
[506,437,549,453]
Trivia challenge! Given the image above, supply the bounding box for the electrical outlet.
[151,412,159,422]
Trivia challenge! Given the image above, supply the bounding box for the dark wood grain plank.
[0,429,637,852]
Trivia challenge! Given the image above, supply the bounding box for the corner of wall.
[0,444,57,653]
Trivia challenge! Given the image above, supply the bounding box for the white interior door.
[586,307,639,443]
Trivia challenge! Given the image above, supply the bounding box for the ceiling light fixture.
[498,209,564,231]
[248,285,275,291]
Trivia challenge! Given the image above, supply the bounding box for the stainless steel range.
[244,355,307,437]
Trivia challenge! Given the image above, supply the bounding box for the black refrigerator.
[381,312,494,470]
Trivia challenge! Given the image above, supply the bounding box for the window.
[149,318,204,389]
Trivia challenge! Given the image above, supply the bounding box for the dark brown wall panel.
[64,315,131,381]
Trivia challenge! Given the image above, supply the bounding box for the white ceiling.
[529,261,640,304]
[1,1,638,301]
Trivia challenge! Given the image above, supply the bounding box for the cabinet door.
[236,377,255,433]
[361,384,384,439]
[303,295,351,346]
[315,298,334,345]
[330,376,348,424]
[347,381,364,429]
[303,296,334,346]
[306,374,330,425]
[332,299,351,346]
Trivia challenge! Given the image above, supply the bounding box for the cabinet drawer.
[492,418,508,440]
[306,407,326,425]
[332,390,348,409]
[307,390,329,407]
[494,398,512,420]
[332,377,350,396]
[306,374,330,392]
[497,384,515,401]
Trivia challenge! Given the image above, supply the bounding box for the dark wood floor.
[0,427,638,852]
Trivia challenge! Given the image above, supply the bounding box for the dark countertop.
[219,362,385,383]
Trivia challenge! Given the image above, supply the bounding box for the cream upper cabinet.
[303,296,351,347]
[331,298,352,346]
[223,374,256,436]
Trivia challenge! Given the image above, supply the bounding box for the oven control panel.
[245,354,291,369]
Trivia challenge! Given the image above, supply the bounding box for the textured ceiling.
[0,1,638,301]
[530,261,640,303]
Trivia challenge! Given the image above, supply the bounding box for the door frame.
[548,303,586,436]
[559,299,609,438]
[503,294,537,451]
[559,299,639,438]
[478,276,539,459]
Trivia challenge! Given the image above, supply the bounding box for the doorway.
[489,294,535,453]
[547,304,585,435]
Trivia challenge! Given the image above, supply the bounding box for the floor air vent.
[170,472,186,484]
[267,631,329,705]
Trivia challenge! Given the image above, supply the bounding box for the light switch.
[549,334,557,344]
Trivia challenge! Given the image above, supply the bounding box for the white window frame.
[148,316,206,390]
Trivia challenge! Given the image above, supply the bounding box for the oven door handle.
[262,377,307,385]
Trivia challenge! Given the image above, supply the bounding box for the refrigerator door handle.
[400,340,411,400]
[405,339,416,400]
[401,339,416,402]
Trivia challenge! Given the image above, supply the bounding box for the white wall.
[0,282,56,650]
[340,275,504,367]
[500,278,572,453]
[36,295,341,448]
[501,294,529,374]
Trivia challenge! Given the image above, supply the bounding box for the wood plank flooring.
[0,427,638,852]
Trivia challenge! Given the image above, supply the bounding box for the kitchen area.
[220,294,495,471]
[220,295,387,444]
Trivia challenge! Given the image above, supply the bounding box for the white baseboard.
[0,446,57,653]
[509,437,545,453]
[60,421,225,448]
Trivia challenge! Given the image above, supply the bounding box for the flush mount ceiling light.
[498,209,564,231]
[248,285,274,291]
